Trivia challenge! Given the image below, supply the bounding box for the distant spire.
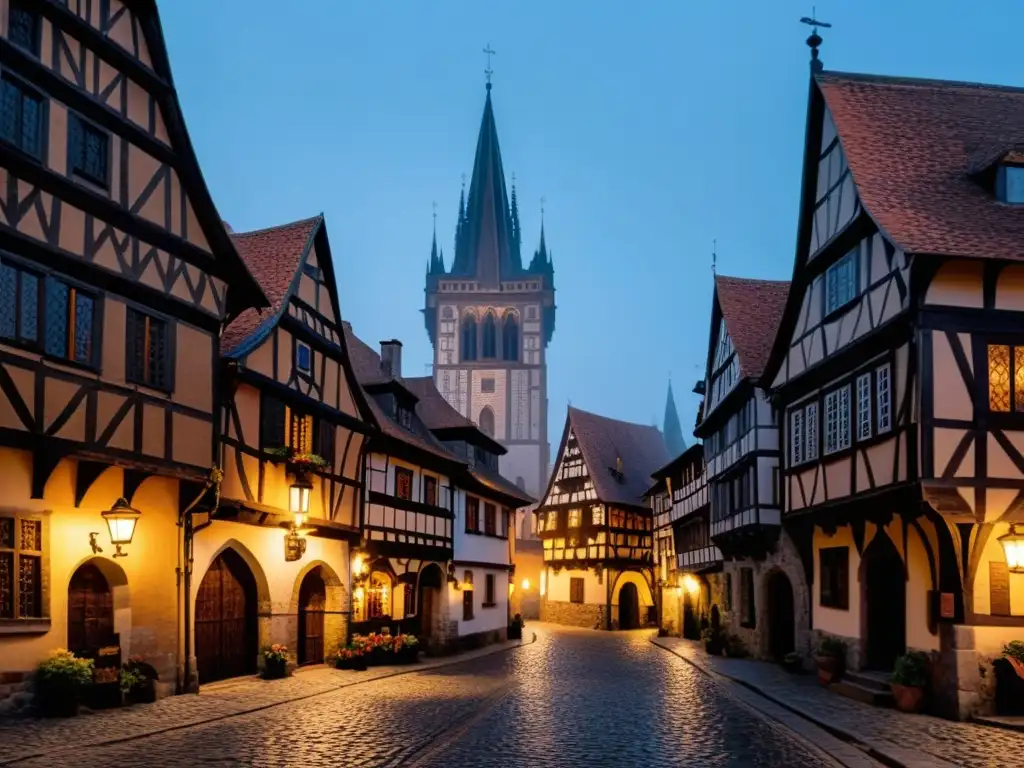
[429,202,445,275]
[529,199,550,273]
[510,172,521,257]
[663,379,687,457]
[800,11,832,73]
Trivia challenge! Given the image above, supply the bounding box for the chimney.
[379,339,403,379]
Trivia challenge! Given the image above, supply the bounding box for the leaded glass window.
[805,401,819,461]
[69,114,109,187]
[0,263,16,339]
[857,373,872,441]
[0,515,43,620]
[790,408,804,465]
[8,3,39,55]
[127,308,171,389]
[20,271,38,343]
[44,278,69,358]
[0,76,44,159]
[876,364,892,432]
[74,293,94,363]
[825,249,858,314]
[824,386,852,455]
[989,345,1011,412]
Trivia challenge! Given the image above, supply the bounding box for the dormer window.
[999,164,1024,204]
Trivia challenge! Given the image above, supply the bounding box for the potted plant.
[261,644,289,679]
[33,649,94,717]
[701,626,723,655]
[393,634,420,664]
[890,650,930,713]
[994,641,1024,715]
[123,658,158,704]
[508,613,525,641]
[781,651,804,673]
[351,648,368,671]
[815,636,847,685]
[722,631,747,658]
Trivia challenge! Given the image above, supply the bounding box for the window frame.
[856,372,873,441]
[423,475,438,507]
[824,248,859,316]
[67,111,111,189]
[0,73,47,161]
[462,587,474,621]
[483,573,496,607]
[876,363,892,432]
[126,306,174,392]
[484,502,496,536]
[569,577,585,604]
[465,496,480,533]
[296,341,313,376]
[0,513,48,626]
[819,546,850,610]
[7,1,42,57]
[987,343,1024,415]
[823,384,851,456]
[739,567,756,629]
[394,466,414,501]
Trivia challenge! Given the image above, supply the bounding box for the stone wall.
[0,672,32,716]
[660,586,681,636]
[934,624,1024,720]
[541,599,604,629]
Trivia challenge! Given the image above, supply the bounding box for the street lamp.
[998,524,1024,573]
[289,479,312,526]
[101,498,141,557]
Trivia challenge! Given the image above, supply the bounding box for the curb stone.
[0,633,536,767]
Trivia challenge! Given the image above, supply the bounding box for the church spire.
[448,84,522,283]
[663,379,687,457]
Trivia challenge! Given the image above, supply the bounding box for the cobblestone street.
[1,626,839,768]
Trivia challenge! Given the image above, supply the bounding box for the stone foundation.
[934,624,1024,720]
[0,672,32,717]
[541,599,604,629]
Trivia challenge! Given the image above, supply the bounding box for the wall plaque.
[940,592,955,619]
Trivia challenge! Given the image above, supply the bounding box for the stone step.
[844,669,892,693]
[831,678,895,707]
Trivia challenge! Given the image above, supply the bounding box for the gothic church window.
[478,406,495,438]
[502,312,519,361]
[481,312,497,358]
[461,313,478,361]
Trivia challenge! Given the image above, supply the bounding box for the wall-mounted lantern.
[999,524,1024,574]
[289,479,312,526]
[101,498,141,558]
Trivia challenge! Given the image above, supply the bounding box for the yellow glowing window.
[567,509,581,528]
[1017,347,1024,412]
[285,408,314,452]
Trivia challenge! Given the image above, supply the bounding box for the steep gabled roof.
[817,71,1024,262]
[715,275,790,380]
[221,216,321,356]
[561,407,671,508]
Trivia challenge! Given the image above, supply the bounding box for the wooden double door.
[195,550,257,683]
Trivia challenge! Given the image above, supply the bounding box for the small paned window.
[805,402,819,461]
[423,476,438,507]
[856,372,872,441]
[484,503,496,535]
[790,409,804,466]
[569,577,584,604]
[126,308,171,389]
[988,344,1024,413]
[819,547,850,610]
[466,497,480,532]
[0,515,44,619]
[0,76,44,159]
[296,342,312,374]
[68,114,109,187]
[8,2,40,56]
[567,509,581,528]
[876,364,892,431]
[462,588,474,621]
[545,510,558,531]
[260,395,286,450]
[394,467,413,500]
[825,249,858,314]
[484,574,495,606]
[481,377,495,393]
[824,385,851,455]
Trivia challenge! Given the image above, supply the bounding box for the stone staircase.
[831,669,894,707]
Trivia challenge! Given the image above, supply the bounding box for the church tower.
[424,80,556,501]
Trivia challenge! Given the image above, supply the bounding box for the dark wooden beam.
[123,469,153,504]
[75,460,109,507]
[31,440,66,499]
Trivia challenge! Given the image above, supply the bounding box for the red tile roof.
[221,216,321,355]
[715,275,790,380]
[818,72,1024,262]
[403,377,476,430]
[565,407,671,508]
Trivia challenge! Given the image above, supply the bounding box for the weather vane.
[483,44,496,85]
[800,8,832,72]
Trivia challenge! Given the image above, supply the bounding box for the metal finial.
[711,238,717,276]
[461,173,467,189]
[800,9,832,73]
[483,44,496,87]
[540,196,547,221]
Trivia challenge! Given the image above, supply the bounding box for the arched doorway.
[766,571,795,660]
[195,549,258,683]
[619,582,640,630]
[298,567,326,665]
[863,532,906,670]
[418,564,444,639]
[68,563,114,653]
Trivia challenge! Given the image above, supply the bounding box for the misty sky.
[158,0,1020,445]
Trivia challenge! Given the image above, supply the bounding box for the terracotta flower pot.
[891,683,926,713]
[815,655,843,685]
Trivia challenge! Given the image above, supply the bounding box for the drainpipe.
[179,472,219,694]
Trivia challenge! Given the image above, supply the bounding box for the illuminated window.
[366,572,391,619]
[394,467,413,500]
[568,509,581,528]
[546,510,558,530]
[591,506,604,526]
[989,345,1012,412]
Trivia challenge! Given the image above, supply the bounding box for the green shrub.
[817,636,847,658]
[36,649,94,687]
[1003,640,1024,664]
[891,650,930,687]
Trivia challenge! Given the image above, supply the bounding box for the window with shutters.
[126,308,171,390]
[484,503,496,535]
[0,515,45,622]
[484,574,496,606]
[394,467,413,500]
[465,497,479,533]
[68,114,109,187]
[569,577,584,604]
[1,75,44,159]
[8,3,40,56]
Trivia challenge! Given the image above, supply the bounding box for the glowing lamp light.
[352,553,369,579]
[289,479,312,518]
[682,574,700,596]
[101,498,141,558]
[521,578,530,591]
[999,524,1024,573]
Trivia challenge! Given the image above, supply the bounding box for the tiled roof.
[221,216,321,355]
[566,407,671,508]
[342,322,392,386]
[403,377,477,430]
[715,275,789,380]
[817,72,1024,262]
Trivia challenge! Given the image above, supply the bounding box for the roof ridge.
[569,406,663,432]
[819,70,1024,95]
[231,214,323,239]
[716,274,790,287]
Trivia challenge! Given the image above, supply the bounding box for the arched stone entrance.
[619,582,640,630]
[195,548,258,683]
[766,570,795,661]
[418,563,444,639]
[67,563,115,653]
[298,567,327,665]
[862,532,906,670]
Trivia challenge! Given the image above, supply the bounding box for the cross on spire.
[483,44,496,87]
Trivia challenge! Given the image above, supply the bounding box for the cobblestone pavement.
[0,625,840,768]
[654,636,1024,768]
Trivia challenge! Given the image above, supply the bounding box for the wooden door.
[298,568,326,665]
[67,564,113,653]
[195,550,257,683]
[767,572,795,660]
[618,582,640,630]
[864,534,906,670]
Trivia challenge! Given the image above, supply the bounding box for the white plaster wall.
[451,489,511,566]
[972,524,1024,616]
[446,569,509,635]
[547,567,604,604]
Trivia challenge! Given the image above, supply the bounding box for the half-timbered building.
[345,325,534,651]
[0,0,265,700]
[694,275,811,661]
[762,61,1024,718]
[210,215,371,681]
[536,407,670,630]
